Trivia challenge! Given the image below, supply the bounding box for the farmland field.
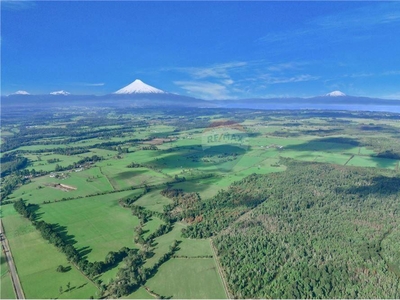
[36,191,142,261]
[146,258,226,299]
[1,251,15,299]
[2,210,98,299]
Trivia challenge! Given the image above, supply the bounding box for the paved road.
[1,219,25,299]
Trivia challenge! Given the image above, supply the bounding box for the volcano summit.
[114,79,166,94]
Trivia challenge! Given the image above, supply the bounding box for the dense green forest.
[181,160,400,298]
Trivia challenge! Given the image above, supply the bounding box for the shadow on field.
[52,223,78,246]
[300,128,344,136]
[146,144,248,174]
[336,176,400,196]
[62,266,72,272]
[77,246,92,259]
[76,282,88,290]
[67,286,76,293]
[359,124,400,135]
[284,137,360,152]
[369,156,399,169]
[115,169,147,180]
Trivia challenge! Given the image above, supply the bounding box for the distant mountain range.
[3,80,400,112]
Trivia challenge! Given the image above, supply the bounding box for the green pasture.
[124,287,155,299]
[1,252,15,299]
[142,216,165,240]
[88,148,118,157]
[13,144,69,151]
[346,156,399,169]
[2,212,98,299]
[98,162,170,190]
[144,223,186,268]
[113,151,163,165]
[132,189,172,213]
[24,153,87,172]
[146,258,226,299]
[176,239,214,257]
[97,260,125,286]
[341,146,376,156]
[7,167,114,204]
[172,180,222,200]
[1,130,14,136]
[72,137,134,147]
[280,150,351,165]
[37,191,141,261]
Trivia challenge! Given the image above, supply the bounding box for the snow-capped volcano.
[10,90,30,95]
[114,79,165,94]
[50,90,70,95]
[326,91,346,97]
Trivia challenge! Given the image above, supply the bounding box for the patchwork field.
[1,108,399,299]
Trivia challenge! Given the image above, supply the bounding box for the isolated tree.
[59,286,63,294]
[66,282,71,292]
[56,265,65,272]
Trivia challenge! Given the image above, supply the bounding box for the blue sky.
[2,1,400,99]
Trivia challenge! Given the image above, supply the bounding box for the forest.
[181,159,400,298]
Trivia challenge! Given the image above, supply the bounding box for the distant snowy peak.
[326,91,346,97]
[11,90,30,95]
[50,90,70,95]
[114,79,165,94]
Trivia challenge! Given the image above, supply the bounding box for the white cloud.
[378,92,400,100]
[176,61,247,80]
[174,81,233,100]
[2,0,36,11]
[83,82,105,87]
[170,60,315,99]
[262,74,319,84]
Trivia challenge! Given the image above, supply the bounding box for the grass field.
[133,189,172,213]
[1,252,15,299]
[124,287,155,299]
[145,223,186,268]
[346,155,399,169]
[176,239,214,257]
[172,180,222,200]
[2,211,98,299]
[97,157,171,190]
[37,191,141,261]
[146,258,226,299]
[142,216,165,240]
[7,167,115,204]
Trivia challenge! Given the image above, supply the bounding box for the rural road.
[1,219,25,299]
[210,239,232,299]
